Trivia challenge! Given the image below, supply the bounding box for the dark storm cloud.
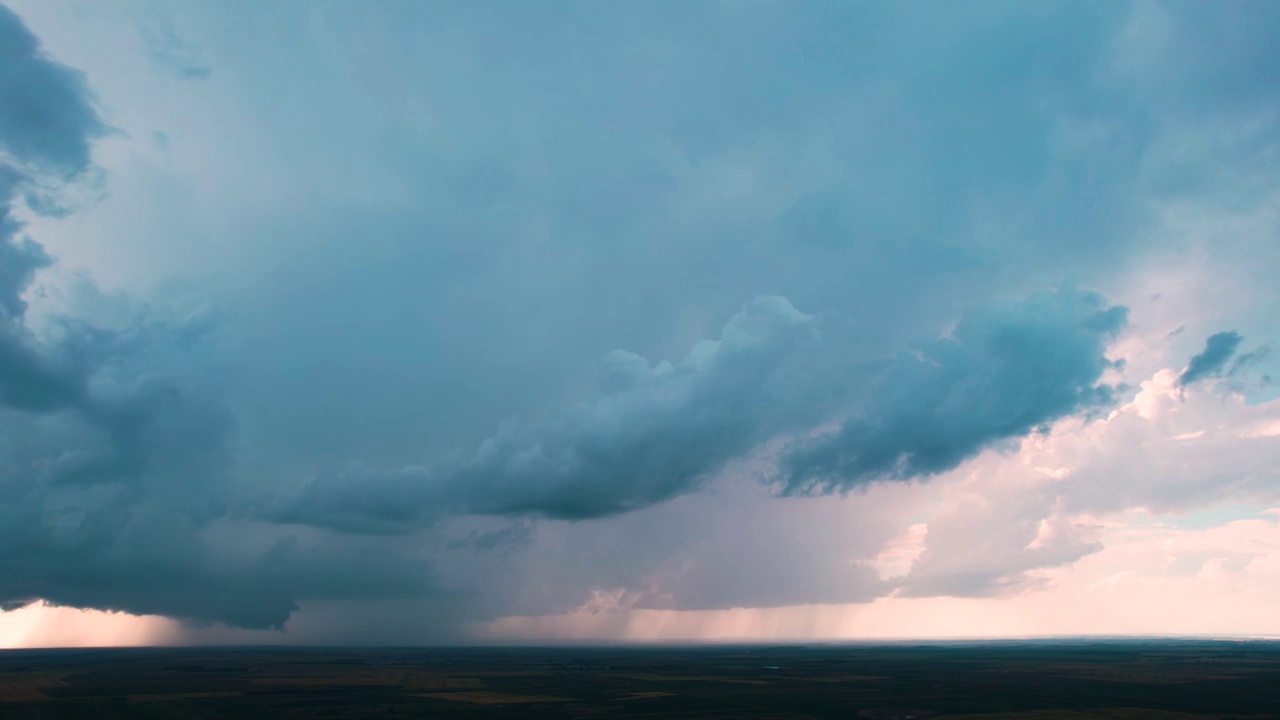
[277,289,1127,534]
[0,2,105,412]
[4,0,1278,637]
[777,289,1126,494]
[275,296,827,528]
[0,213,47,318]
[0,217,89,413]
[0,4,107,184]
[1178,330,1244,386]
[0,326,87,411]
[0,316,438,628]
[0,4,435,630]
[0,313,433,627]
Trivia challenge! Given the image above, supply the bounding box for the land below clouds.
[3,640,1280,718]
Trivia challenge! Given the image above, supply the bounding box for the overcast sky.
[3,0,1280,647]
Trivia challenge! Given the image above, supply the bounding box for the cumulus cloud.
[0,4,434,630]
[1179,330,1244,385]
[0,4,260,624]
[882,452,1105,600]
[778,289,1127,494]
[0,220,47,319]
[0,4,105,411]
[441,296,826,519]
[889,364,1280,601]
[276,288,1127,538]
[469,358,1280,638]
[0,6,106,182]
[273,296,822,528]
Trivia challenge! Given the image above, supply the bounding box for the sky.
[2,0,1280,648]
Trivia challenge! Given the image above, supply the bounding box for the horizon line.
[6,633,1280,653]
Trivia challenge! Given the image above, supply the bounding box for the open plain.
[1,640,1279,718]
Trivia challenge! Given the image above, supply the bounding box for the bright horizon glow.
[0,603,177,649]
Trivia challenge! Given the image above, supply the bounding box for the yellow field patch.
[416,690,574,704]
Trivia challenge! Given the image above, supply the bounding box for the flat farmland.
[0,640,1278,718]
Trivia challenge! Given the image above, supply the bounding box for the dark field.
[2,640,1279,719]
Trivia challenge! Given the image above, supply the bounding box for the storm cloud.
[0,3,258,624]
[279,289,1126,534]
[2,0,1279,639]
[275,296,824,529]
[779,289,1127,494]
[0,4,433,630]
[0,5,105,184]
[0,3,102,412]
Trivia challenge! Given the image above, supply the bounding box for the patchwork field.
[0,640,1278,718]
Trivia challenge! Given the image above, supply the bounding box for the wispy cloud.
[139,13,211,80]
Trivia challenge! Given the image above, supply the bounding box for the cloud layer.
[779,290,1127,494]
[278,288,1126,537]
[1,0,1279,640]
[0,4,434,630]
